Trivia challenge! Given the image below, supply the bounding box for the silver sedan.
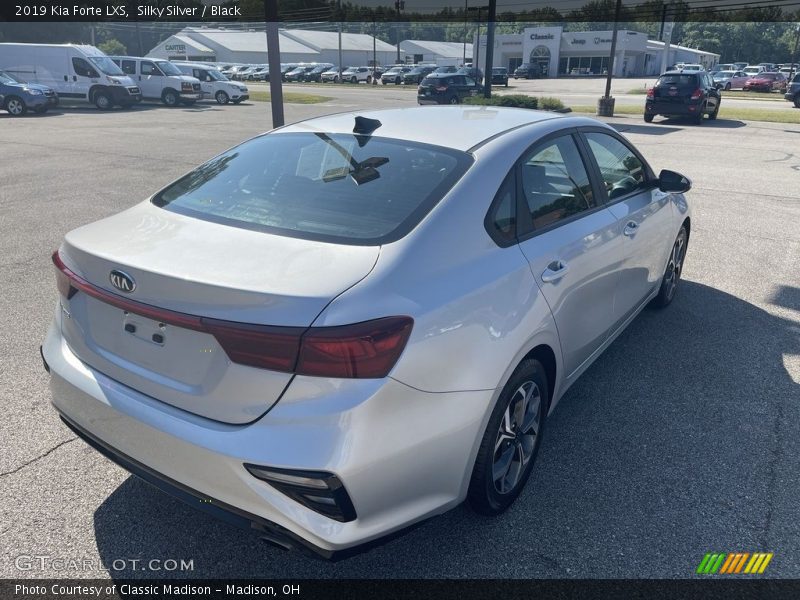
[43,107,691,559]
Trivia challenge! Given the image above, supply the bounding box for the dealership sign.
[165,44,186,52]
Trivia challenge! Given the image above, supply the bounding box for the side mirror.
[658,169,691,193]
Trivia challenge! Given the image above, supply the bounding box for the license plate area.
[123,312,166,346]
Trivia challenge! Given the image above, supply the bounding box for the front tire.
[651,225,688,309]
[215,91,230,105]
[162,89,179,107]
[93,91,113,111]
[468,359,548,515]
[724,82,731,90]
[644,112,654,123]
[5,96,27,116]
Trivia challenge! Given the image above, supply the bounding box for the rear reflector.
[52,250,413,378]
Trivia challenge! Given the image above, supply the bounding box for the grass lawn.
[571,103,800,124]
[249,91,332,104]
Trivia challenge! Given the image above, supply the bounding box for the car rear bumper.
[645,100,702,115]
[417,97,444,105]
[42,313,491,555]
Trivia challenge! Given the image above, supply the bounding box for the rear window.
[657,74,697,86]
[153,133,473,245]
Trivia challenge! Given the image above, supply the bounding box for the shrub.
[464,94,538,109]
[539,96,565,111]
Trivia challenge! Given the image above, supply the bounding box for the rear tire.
[448,95,459,104]
[651,225,688,309]
[93,91,113,111]
[693,106,704,125]
[644,113,654,123]
[724,82,731,90]
[5,96,27,116]
[467,359,548,516]
[794,94,800,108]
[709,102,719,120]
[215,91,229,105]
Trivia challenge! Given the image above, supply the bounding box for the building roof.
[181,28,317,55]
[277,106,565,152]
[170,34,214,54]
[282,29,396,53]
[400,40,473,58]
[646,39,720,58]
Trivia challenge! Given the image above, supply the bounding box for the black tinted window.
[488,172,516,243]
[657,74,697,86]
[72,58,97,78]
[153,133,473,245]
[520,135,595,230]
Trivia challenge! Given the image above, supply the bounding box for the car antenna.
[353,116,382,144]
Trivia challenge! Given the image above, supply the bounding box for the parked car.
[514,63,541,79]
[784,72,800,107]
[320,66,343,83]
[245,66,268,81]
[491,67,509,87]
[44,106,692,559]
[0,69,58,115]
[0,43,141,110]
[457,66,484,85]
[110,56,201,106]
[644,70,721,124]
[743,72,787,93]
[341,66,373,84]
[709,63,734,73]
[430,65,458,76]
[285,65,316,82]
[732,62,748,71]
[757,62,777,72]
[417,73,481,104]
[381,65,413,85]
[172,62,249,105]
[303,64,334,83]
[402,65,436,85]
[712,70,749,90]
[742,65,766,78]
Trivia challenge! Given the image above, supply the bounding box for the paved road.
[1,98,798,579]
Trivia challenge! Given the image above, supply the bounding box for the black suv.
[514,63,541,79]
[645,70,721,124]
[456,66,483,85]
[417,74,481,105]
[785,72,800,107]
[491,67,509,87]
[402,65,436,85]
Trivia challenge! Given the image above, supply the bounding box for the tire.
[644,113,654,123]
[448,95,459,105]
[366,75,372,84]
[351,76,357,84]
[215,91,230,105]
[232,99,243,104]
[693,105,704,125]
[93,91,113,111]
[724,82,731,90]
[650,225,688,309]
[505,81,508,87]
[794,94,800,109]
[467,359,548,515]
[395,77,401,85]
[162,89,179,107]
[334,76,339,84]
[4,96,27,116]
[709,102,719,120]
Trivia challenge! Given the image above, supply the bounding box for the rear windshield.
[153,132,473,245]
[657,74,697,86]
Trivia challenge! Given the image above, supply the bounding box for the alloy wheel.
[7,98,24,115]
[492,380,541,494]
[664,231,687,301]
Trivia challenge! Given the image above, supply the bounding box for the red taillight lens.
[690,88,702,100]
[52,251,413,379]
[202,319,303,372]
[297,317,413,379]
[646,87,654,98]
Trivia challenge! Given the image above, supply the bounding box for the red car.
[743,72,787,93]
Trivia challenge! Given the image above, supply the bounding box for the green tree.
[98,39,127,56]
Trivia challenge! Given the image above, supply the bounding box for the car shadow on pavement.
[653,117,746,129]
[92,279,800,578]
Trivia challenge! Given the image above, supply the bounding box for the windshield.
[0,70,21,84]
[493,68,506,73]
[152,132,473,245]
[657,74,697,86]
[88,56,124,76]
[208,69,226,81]
[156,61,182,76]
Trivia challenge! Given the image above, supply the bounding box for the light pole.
[597,0,622,117]
[789,24,800,84]
[482,0,496,98]
[395,0,405,64]
[463,0,468,65]
[338,0,343,84]
[263,0,284,127]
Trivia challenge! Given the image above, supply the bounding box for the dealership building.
[475,26,719,77]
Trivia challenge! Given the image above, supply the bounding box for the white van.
[171,61,249,104]
[109,56,202,106]
[0,43,142,109]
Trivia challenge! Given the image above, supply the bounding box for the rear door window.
[153,133,473,245]
[120,60,136,75]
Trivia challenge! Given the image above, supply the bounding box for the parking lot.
[1,93,799,578]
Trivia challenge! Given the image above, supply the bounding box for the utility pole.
[483,0,496,98]
[264,0,284,128]
[789,24,800,84]
[338,0,343,84]
[597,0,622,116]
[394,0,405,64]
[373,17,378,83]
[474,7,482,72]
[463,0,468,65]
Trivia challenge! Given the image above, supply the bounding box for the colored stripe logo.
[696,552,773,574]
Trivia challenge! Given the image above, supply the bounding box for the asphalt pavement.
[1,93,798,579]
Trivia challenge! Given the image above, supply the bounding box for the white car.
[110,56,201,106]
[172,62,249,104]
[743,65,766,78]
[341,66,374,84]
[44,107,692,559]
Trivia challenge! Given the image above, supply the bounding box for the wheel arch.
[522,344,557,412]
[88,85,109,102]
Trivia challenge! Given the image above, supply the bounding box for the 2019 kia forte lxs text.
[43,107,692,559]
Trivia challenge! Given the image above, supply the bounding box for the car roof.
[277,107,565,152]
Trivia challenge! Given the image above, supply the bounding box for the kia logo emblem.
[109,270,136,293]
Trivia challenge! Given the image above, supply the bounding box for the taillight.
[690,88,703,100]
[297,317,413,378]
[52,250,413,379]
[646,87,654,98]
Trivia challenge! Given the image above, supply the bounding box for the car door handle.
[623,221,639,237]
[541,261,569,283]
